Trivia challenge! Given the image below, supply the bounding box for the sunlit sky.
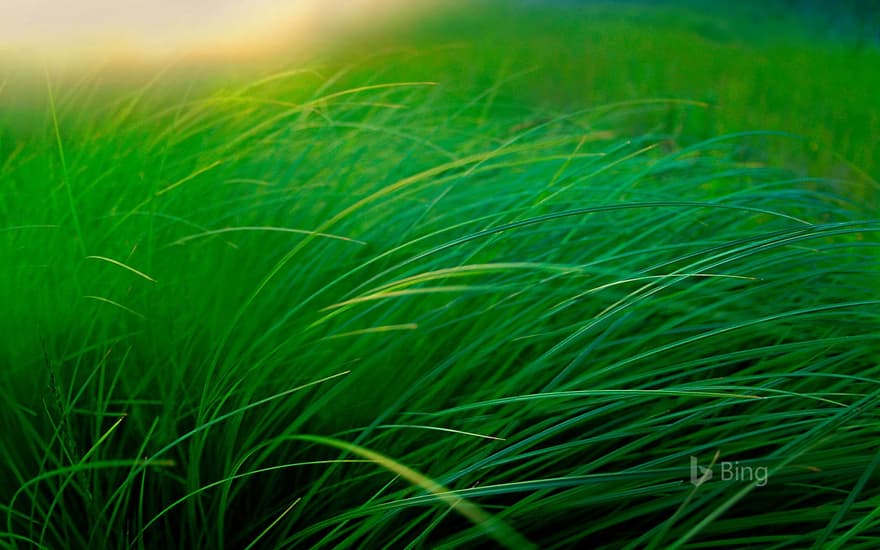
[0,0,433,61]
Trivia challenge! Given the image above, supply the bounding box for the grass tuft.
[2,4,879,547]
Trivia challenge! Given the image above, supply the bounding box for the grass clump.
[2,12,880,550]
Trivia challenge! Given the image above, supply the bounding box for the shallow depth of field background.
[1,1,879,549]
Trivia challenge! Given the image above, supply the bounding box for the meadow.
[1,2,879,548]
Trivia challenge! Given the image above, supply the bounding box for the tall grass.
[385,1,880,181]
[1,49,879,549]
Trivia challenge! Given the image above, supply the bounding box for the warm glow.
[0,0,437,63]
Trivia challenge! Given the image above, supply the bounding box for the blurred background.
[2,1,878,51]
[0,0,440,62]
[1,0,878,181]
[1,1,876,62]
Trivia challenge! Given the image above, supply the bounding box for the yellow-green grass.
[1,2,879,549]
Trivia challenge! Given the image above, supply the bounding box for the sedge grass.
[1,10,880,549]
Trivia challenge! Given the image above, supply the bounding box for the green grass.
[357,1,880,182]
[2,3,880,549]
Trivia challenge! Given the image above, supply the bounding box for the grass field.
[2,2,879,548]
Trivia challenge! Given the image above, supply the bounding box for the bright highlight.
[0,0,431,62]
